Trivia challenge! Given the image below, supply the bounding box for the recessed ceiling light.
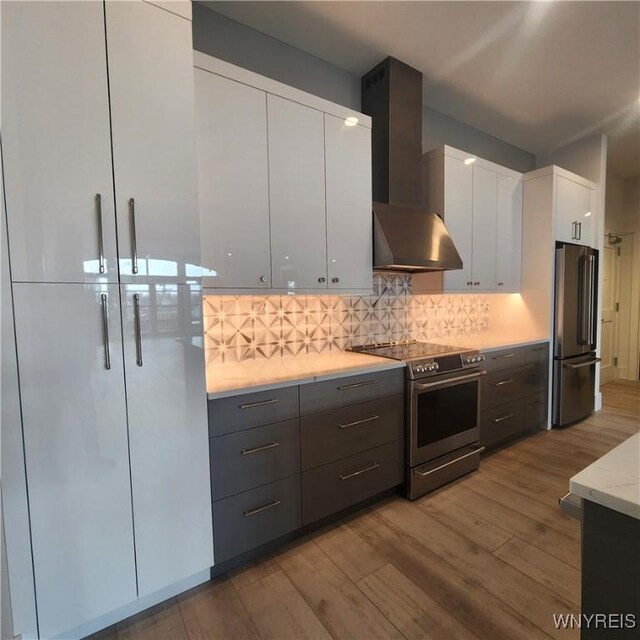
[585,211,592,217]
[344,116,359,127]
[464,157,477,165]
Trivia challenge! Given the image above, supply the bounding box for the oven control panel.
[462,351,485,366]
[411,359,438,375]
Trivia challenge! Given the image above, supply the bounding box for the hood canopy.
[362,57,463,273]
[373,202,462,272]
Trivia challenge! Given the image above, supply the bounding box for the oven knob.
[415,365,423,373]
[433,363,439,370]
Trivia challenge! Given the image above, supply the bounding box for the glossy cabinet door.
[471,165,498,290]
[195,70,271,289]
[13,283,136,639]
[496,174,523,291]
[443,155,473,291]
[121,283,213,596]
[325,114,373,291]
[1,176,38,640]
[2,1,118,283]
[106,1,201,283]
[268,95,327,290]
[555,175,594,246]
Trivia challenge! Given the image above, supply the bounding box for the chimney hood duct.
[361,57,462,272]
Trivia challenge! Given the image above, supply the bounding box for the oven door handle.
[414,370,486,391]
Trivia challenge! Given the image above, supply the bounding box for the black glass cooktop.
[349,340,469,361]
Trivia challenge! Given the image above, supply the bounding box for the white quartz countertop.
[570,432,640,520]
[206,351,405,399]
[429,335,550,353]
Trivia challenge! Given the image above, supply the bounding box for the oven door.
[409,369,485,467]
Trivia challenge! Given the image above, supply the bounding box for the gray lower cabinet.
[213,476,301,563]
[301,395,403,470]
[480,342,549,450]
[211,419,300,500]
[208,367,404,565]
[302,440,404,525]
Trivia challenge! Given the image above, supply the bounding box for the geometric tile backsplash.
[203,273,489,362]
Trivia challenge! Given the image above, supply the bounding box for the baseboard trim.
[53,570,210,640]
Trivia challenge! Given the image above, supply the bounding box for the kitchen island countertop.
[570,431,640,520]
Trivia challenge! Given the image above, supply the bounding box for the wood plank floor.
[91,381,639,640]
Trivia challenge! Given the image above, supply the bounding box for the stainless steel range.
[350,341,486,499]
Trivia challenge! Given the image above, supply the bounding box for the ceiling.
[202,1,640,177]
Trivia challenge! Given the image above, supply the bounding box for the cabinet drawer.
[480,400,525,449]
[211,419,300,501]
[524,342,549,368]
[208,386,299,436]
[302,440,403,525]
[482,370,524,409]
[301,395,403,471]
[522,363,548,395]
[213,476,301,563]
[524,391,548,431]
[482,347,525,373]
[299,369,404,415]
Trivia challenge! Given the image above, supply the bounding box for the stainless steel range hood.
[362,57,462,272]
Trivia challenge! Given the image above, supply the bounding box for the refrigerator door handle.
[563,358,601,369]
[578,255,595,346]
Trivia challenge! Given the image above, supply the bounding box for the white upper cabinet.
[440,155,474,291]
[555,174,595,247]
[471,165,498,289]
[106,1,201,283]
[193,53,373,293]
[325,114,373,291]
[268,95,328,290]
[2,1,117,284]
[13,283,136,638]
[195,70,272,289]
[121,283,212,596]
[424,146,523,293]
[496,174,523,291]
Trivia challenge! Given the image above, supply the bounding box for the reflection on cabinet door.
[121,284,213,596]
[2,1,117,283]
[325,114,373,291]
[471,165,498,290]
[268,95,327,290]
[13,283,136,639]
[195,70,271,289]
[106,1,201,283]
[442,155,473,291]
[496,174,523,291]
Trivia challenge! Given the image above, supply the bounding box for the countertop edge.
[207,359,406,400]
[569,432,640,521]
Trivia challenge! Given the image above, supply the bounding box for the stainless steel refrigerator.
[552,243,600,426]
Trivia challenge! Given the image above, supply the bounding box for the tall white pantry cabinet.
[2,2,213,638]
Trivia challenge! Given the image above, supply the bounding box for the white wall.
[192,2,536,173]
[537,134,608,408]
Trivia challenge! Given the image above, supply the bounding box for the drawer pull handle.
[493,412,515,423]
[340,462,380,481]
[339,415,379,429]
[239,398,279,409]
[243,499,281,518]
[492,378,515,387]
[493,353,516,360]
[531,346,547,352]
[414,447,485,477]
[337,380,378,391]
[241,441,280,456]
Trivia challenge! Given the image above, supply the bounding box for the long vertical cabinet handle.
[577,221,582,241]
[571,222,576,240]
[133,293,143,367]
[586,255,596,346]
[100,294,111,370]
[129,198,139,275]
[96,194,106,274]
